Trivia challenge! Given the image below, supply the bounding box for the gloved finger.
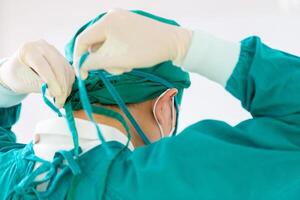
[78,52,104,79]
[44,44,74,100]
[89,42,103,53]
[22,52,62,97]
[54,95,67,108]
[49,44,76,95]
[16,65,44,94]
[28,76,43,93]
[76,50,106,79]
[79,42,116,78]
[105,67,132,75]
[57,69,75,108]
[73,17,107,68]
[79,55,132,78]
[66,67,75,95]
[44,56,67,97]
[47,46,76,107]
[79,69,89,80]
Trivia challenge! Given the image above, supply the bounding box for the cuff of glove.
[0,84,27,107]
[182,30,241,86]
[0,59,27,107]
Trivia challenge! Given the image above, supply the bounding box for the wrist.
[0,58,10,90]
[0,58,28,107]
[171,27,193,67]
[0,83,27,107]
[0,71,27,107]
[0,55,28,94]
[181,30,241,86]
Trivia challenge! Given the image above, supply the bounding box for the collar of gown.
[33,117,134,161]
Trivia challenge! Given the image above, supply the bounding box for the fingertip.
[106,68,126,75]
[56,103,64,109]
[74,37,91,62]
[124,68,133,73]
[54,96,66,108]
[80,70,89,80]
[48,82,63,97]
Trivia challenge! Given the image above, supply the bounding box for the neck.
[73,100,160,147]
[73,110,145,147]
[33,117,134,161]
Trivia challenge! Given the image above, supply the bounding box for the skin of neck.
[73,99,161,147]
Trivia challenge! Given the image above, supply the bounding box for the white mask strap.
[152,89,175,139]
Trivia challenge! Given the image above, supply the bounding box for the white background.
[0,0,300,143]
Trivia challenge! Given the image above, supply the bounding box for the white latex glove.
[0,40,75,108]
[73,9,193,78]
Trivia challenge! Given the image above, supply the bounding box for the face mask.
[152,89,176,139]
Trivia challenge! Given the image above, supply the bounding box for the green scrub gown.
[1,36,300,199]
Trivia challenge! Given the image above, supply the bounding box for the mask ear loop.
[152,89,172,138]
[170,96,176,135]
[94,70,151,145]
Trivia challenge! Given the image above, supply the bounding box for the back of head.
[65,10,191,110]
[61,10,191,147]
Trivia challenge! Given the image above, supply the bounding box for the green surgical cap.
[65,10,191,110]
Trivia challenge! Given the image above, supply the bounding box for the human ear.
[153,88,178,135]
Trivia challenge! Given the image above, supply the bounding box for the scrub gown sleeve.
[0,59,27,149]
[226,36,300,124]
[181,30,240,86]
[0,62,26,150]
[0,104,20,150]
[0,104,28,200]
[0,59,27,108]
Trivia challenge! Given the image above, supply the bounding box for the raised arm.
[0,40,74,150]
[182,31,300,124]
[0,58,26,151]
[100,36,300,200]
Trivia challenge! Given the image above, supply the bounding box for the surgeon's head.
[65,10,190,147]
[72,88,178,146]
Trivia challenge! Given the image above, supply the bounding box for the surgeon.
[0,10,191,199]
[1,8,300,200]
